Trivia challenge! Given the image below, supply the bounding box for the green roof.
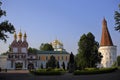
[36,50,69,54]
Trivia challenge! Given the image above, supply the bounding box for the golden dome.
[53,39,63,46]
[18,31,22,39]
[14,32,17,40]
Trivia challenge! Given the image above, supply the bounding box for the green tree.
[76,32,102,69]
[69,52,74,64]
[28,47,38,54]
[47,55,57,68]
[41,63,43,69]
[62,62,65,70]
[114,4,120,32]
[40,43,54,51]
[117,56,120,66]
[0,51,9,55]
[0,1,15,42]
[68,52,75,72]
[57,61,60,68]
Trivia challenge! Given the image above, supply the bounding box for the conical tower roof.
[100,18,113,46]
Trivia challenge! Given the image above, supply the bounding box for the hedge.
[29,68,65,75]
[74,67,118,75]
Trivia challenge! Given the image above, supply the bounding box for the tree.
[28,47,38,54]
[117,56,120,66]
[114,4,120,32]
[47,55,57,68]
[69,52,74,64]
[76,32,102,69]
[57,61,60,68]
[62,62,65,70]
[68,52,75,72]
[0,51,9,55]
[41,63,43,69]
[0,1,15,42]
[40,43,54,51]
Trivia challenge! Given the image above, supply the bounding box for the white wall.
[99,46,117,68]
[0,56,7,69]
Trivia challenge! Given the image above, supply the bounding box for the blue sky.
[0,0,120,55]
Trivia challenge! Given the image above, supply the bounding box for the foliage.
[28,47,38,54]
[40,43,54,51]
[74,67,118,75]
[30,68,65,75]
[46,55,57,68]
[0,51,9,55]
[114,4,120,32]
[0,1,15,42]
[41,63,43,69]
[69,52,74,64]
[62,62,65,70]
[56,61,60,68]
[117,56,120,66]
[68,52,75,72]
[76,32,102,69]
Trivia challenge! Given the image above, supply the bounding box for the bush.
[30,68,65,75]
[74,67,117,75]
[84,68,98,71]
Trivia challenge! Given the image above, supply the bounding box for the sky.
[0,0,120,55]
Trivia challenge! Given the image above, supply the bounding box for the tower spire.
[100,18,113,46]
[23,32,27,41]
[14,31,17,40]
[18,29,22,40]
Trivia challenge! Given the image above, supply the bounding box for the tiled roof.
[100,18,113,46]
[36,50,69,54]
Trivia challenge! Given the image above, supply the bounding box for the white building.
[0,55,7,69]
[7,31,37,70]
[98,18,117,68]
[7,31,69,70]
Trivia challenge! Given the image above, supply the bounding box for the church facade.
[7,31,69,70]
[99,18,117,68]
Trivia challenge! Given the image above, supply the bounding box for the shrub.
[74,67,117,75]
[30,68,65,75]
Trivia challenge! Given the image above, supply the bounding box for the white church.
[6,31,69,70]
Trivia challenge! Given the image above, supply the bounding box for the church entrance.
[15,62,23,70]
[28,63,34,70]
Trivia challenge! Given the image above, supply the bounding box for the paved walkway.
[0,70,120,80]
[0,70,29,73]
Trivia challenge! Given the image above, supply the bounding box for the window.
[39,56,41,60]
[13,48,18,53]
[21,48,27,53]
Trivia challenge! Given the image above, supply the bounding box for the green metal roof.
[36,50,69,54]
